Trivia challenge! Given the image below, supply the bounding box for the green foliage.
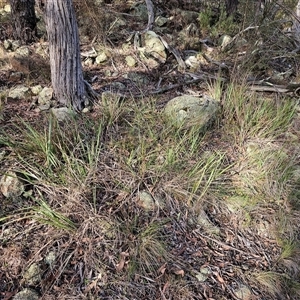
[222,83,296,143]
[198,5,239,37]
[32,192,76,231]
[1,85,299,298]
[124,220,168,275]
[2,116,103,187]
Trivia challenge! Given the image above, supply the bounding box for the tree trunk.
[225,0,239,16]
[45,0,88,111]
[293,0,300,43]
[9,0,37,43]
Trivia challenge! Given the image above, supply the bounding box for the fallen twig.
[144,0,155,32]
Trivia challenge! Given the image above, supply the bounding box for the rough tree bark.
[293,0,300,43]
[225,0,239,16]
[9,0,37,43]
[45,0,88,111]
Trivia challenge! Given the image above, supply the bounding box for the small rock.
[195,267,211,282]
[8,85,30,100]
[23,263,41,285]
[220,34,232,49]
[51,107,74,122]
[125,55,136,67]
[13,288,39,300]
[104,70,112,77]
[38,103,51,111]
[4,4,11,13]
[0,171,24,198]
[234,285,252,300]
[126,72,149,85]
[95,52,108,64]
[143,30,166,63]
[3,39,12,50]
[15,46,30,57]
[31,85,43,95]
[35,43,49,59]
[256,220,272,238]
[45,251,56,269]
[82,107,90,113]
[84,57,94,67]
[155,16,168,27]
[137,191,156,211]
[11,40,21,51]
[196,210,220,235]
[38,87,53,105]
[185,54,200,69]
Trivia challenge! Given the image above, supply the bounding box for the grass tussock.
[1,82,300,298]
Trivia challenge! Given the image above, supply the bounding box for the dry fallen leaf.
[173,269,185,277]
[213,271,225,284]
[116,251,129,272]
[158,262,167,274]
[84,273,102,294]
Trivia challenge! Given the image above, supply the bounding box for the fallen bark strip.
[249,85,289,93]
[249,82,300,95]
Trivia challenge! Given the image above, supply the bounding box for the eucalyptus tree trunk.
[9,0,37,43]
[225,0,239,16]
[293,0,300,43]
[45,0,88,111]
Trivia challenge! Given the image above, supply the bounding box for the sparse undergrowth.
[0,83,300,299]
[1,0,300,299]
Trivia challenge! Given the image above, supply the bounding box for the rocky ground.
[1,1,300,300]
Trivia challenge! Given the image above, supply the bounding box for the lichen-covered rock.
[125,55,136,67]
[137,191,165,211]
[164,95,219,129]
[13,288,39,300]
[8,85,30,100]
[31,85,43,95]
[3,39,12,50]
[233,285,252,300]
[51,107,74,121]
[11,40,21,51]
[126,72,150,85]
[38,87,53,105]
[15,46,30,57]
[137,191,156,211]
[23,263,41,285]
[143,31,167,64]
[196,210,220,235]
[95,52,108,64]
[0,171,24,198]
[155,16,168,27]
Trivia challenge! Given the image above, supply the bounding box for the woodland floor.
[1,1,300,300]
